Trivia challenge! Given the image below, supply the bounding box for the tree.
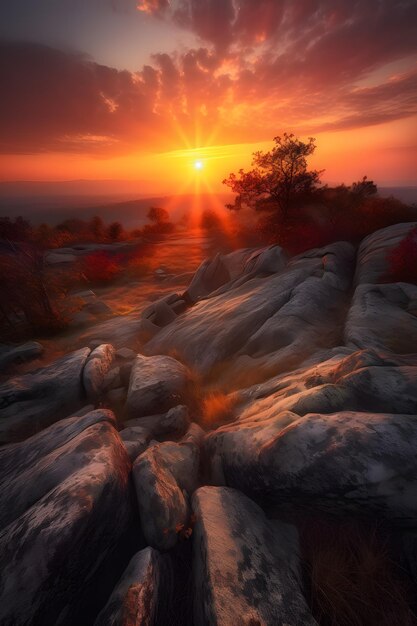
[350,176,377,201]
[89,215,105,241]
[143,206,174,234]
[200,209,222,231]
[147,206,170,224]
[223,133,324,220]
[107,221,123,241]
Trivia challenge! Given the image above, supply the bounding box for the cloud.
[1,0,417,155]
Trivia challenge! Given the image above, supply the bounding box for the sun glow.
[194,159,204,170]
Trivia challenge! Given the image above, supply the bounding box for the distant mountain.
[379,187,417,205]
[0,190,233,227]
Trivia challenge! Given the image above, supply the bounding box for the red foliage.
[82,251,122,284]
[386,226,417,284]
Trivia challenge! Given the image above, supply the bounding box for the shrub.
[386,226,417,284]
[81,251,122,284]
[0,243,78,339]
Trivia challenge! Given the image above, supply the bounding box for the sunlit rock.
[125,354,193,418]
[207,408,417,523]
[133,437,200,550]
[79,313,159,349]
[83,343,116,400]
[0,347,91,443]
[0,409,132,625]
[345,282,417,353]
[94,547,169,626]
[192,486,317,626]
[147,242,355,382]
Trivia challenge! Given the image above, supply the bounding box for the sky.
[0,0,416,193]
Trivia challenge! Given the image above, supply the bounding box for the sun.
[194,159,204,170]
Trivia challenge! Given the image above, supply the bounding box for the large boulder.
[192,486,317,625]
[133,437,200,550]
[83,343,116,400]
[345,282,417,354]
[207,408,417,523]
[184,245,288,303]
[146,242,355,383]
[0,409,132,625]
[354,222,417,285]
[125,354,193,418]
[0,347,91,443]
[94,547,168,626]
[121,404,191,462]
[0,341,43,372]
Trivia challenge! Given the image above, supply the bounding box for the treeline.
[0,206,176,249]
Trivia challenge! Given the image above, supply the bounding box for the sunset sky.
[1,0,416,193]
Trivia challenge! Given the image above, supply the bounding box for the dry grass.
[200,390,239,427]
[299,516,417,626]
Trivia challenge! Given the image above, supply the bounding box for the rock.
[184,253,231,302]
[83,344,116,400]
[0,409,132,625]
[102,366,121,391]
[345,282,417,354]
[83,300,113,316]
[70,404,95,417]
[133,437,200,550]
[106,387,127,414]
[46,251,77,264]
[183,246,288,305]
[70,309,96,328]
[181,422,206,448]
[0,341,44,372]
[354,222,417,285]
[116,347,136,360]
[119,361,134,386]
[0,347,91,443]
[79,314,159,349]
[141,299,177,327]
[146,242,355,382]
[123,405,190,440]
[94,547,167,626]
[125,354,193,418]
[192,486,317,625]
[119,426,149,462]
[208,408,417,523]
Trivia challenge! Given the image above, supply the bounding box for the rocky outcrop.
[192,486,317,625]
[94,547,167,626]
[2,223,417,624]
[125,354,193,418]
[0,347,91,443]
[205,349,417,520]
[0,409,132,625]
[146,242,355,383]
